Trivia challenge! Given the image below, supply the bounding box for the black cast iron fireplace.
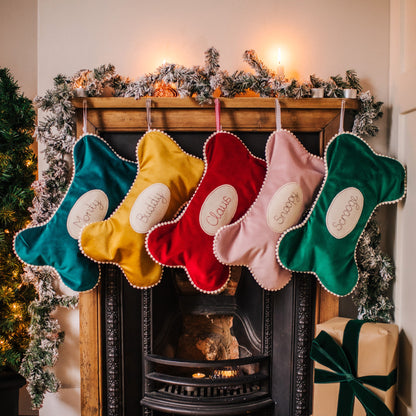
[99,131,318,416]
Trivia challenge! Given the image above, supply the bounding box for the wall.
[0,0,37,100]
[390,1,416,415]
[3,0,396,414]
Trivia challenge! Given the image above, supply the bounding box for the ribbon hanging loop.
[82,99,88,135]
[275,98,282,131]
[339,99,346,133]
[215,98,222,132]
[146,98,152,131]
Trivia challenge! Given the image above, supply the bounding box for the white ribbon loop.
[339,99,346,134]
[146,98,152,131]
[275,98,282,131]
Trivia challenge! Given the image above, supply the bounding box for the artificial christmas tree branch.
[0,68,37,372]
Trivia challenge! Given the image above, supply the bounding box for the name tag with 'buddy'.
[130,183,171,234]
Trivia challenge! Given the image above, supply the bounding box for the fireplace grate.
[159,382,261,397]
[142,354,274,415]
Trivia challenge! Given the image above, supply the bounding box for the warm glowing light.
[192,372,206,379]
[213,367,239,379]
[73,70,91,89]
[72,70,90,96]
[153,81,178,97]
[25,159,33,167]
[276,48,285,79]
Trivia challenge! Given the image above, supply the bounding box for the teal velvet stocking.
[14,134,137,292]
[277,133,406,296]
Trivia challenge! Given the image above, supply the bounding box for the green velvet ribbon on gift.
[310,320,397,416]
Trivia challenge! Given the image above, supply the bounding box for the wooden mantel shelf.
[75,96,357,415]
[72,96,359,109]
[73,96,359,134]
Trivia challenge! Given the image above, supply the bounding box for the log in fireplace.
[75,97,356,416]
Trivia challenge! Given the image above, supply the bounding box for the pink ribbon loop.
[215,98,221,132]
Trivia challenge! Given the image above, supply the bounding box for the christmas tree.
[0,68,37,371]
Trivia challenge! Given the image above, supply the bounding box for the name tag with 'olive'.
[130,183,171,234]
[199,184,238,236]
[267,182,304,233]
[326,187,364,239]
[67,189,109,239]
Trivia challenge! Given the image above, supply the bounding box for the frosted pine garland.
[20,267,77,408]
[353,218,395,323]
[20,74,79,408]
[22,47,390,408]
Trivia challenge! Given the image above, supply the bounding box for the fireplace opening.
[153,267,261,360]
[141,267,274,415]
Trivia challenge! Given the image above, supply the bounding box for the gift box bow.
[310,320,397,416]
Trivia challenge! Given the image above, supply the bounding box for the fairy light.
[154,80,178,97]
[213,367,239,379]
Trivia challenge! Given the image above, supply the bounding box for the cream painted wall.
[390,1,416,415]
[0,0,37,100]
[0,0,396,414]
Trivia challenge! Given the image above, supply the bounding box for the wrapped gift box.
[312,317,398,416]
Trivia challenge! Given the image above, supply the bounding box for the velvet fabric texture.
[214,130,325,290]
[80,130,204,289]
[146,131,266,294]
[277,133,406,296]
[14,134,137,292]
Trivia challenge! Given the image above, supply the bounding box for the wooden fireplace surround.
[73,96,359,415]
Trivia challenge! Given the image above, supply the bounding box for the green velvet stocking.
[277,133,406,296]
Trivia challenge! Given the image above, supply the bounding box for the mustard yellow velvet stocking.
[80,130,204,288]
